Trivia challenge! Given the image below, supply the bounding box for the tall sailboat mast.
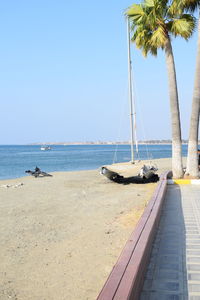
[127,17,136,164]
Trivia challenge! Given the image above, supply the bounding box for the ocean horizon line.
[1,140,198,146]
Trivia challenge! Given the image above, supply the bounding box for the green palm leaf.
[126,4,144,18]
[150,26,168,48]
[125,0,196,55]
[144,0,155,8]
[170,0,200,13]
[168,15,196,39]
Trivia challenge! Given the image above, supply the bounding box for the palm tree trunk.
[165,38,184,178]
[186,16,200,178]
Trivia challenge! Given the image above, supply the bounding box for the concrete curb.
[96,171,170,300]
[167,179,200,185]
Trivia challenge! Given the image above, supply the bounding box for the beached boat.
[40,146,51,151]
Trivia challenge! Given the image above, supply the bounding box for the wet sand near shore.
[0,158,174,300]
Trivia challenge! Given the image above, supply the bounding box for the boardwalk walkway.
[140,184,200,299]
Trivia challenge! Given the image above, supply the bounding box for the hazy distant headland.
[29,140,195,145]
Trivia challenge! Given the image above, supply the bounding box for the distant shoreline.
[27,140,195,146]
[1,140,199,146]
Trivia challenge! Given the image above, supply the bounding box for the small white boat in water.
[40,146,51,151]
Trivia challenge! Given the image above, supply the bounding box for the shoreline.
[0,156,186,182]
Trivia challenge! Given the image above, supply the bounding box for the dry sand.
[0,158,176,300]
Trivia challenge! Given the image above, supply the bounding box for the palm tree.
[173,0,200,178]
[126,0,195,178]
[186,17,200,178]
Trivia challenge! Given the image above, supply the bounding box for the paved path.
[140,184,200,300]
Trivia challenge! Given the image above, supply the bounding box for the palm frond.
[168,14,196,39]
[131,25,159,57]
[125,0,196,57]
[182,0,200,12]
[150,26,168,47]
[142,40,158,57]
[169,0,183,15]
[144,0,155,8]
[132,27,148,46]
[126,4,144,18]
[170,0,200,13]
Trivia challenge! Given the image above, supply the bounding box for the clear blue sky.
[0,0,198,144]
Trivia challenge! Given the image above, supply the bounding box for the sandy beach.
[0,158,176,300]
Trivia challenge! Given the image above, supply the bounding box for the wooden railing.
[96,172,170,300]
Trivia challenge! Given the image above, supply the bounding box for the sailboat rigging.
[99,17,158,183]
[127,17,138,163]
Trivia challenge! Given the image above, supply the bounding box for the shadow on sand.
[100,166,159,184]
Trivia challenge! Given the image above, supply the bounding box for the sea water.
[0,144,188,180]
